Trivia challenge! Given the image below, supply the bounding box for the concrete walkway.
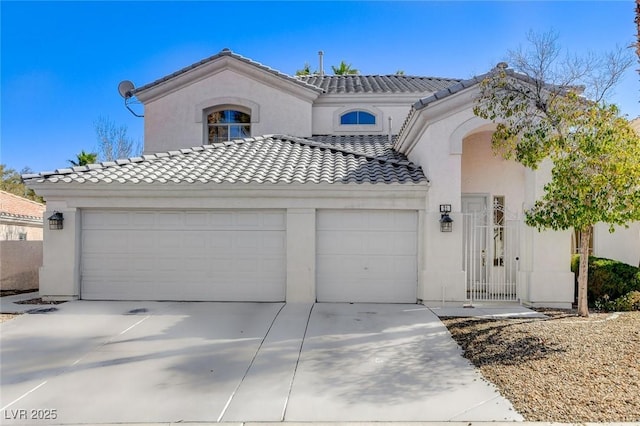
[1,300,522,424]
[0,291,43,314]
[428,303,548,319]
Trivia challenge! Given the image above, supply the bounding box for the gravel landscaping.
[442,310,640,422]
[0,313,20,323]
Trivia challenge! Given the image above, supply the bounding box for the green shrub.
[573,255,640,309]
[613,291,640,311]
[570,254,581,274]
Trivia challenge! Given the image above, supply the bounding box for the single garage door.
[316,210,418,303]
[81,210,286,301]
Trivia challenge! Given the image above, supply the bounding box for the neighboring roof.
[631,117,640,134]
[23,136,427,185]
[298,74,460,94]
[0,190,45,221]
[133,48,324,95]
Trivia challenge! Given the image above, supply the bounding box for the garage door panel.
[317,231,365,253]
[185,212,208,226]
[81,210,285,301]
[132,211,156,226]
[317,210,417,303]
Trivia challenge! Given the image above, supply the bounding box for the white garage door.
[316,210,418,303]
[81,210,286,301]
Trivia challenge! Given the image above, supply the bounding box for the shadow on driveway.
[0,301,522,424]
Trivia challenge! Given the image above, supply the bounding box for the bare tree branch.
[94,116,141,162]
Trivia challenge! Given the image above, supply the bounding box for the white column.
[40,205,81,300]
[286,208,316,302]
[421,153,466,303]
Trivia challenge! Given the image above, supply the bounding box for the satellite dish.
[118,80,135,99]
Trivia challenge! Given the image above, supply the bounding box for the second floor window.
[340,110,376,125]
[207,109,251,143]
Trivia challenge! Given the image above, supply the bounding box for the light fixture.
[439,204,453,232]
[48,211,64,230]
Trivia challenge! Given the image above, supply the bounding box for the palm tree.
[331,60,358,75]
[68,150,98,167]
[295,63,314,76]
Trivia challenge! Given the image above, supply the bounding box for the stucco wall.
[403,104,574,307]
[144,69,314,152]
[311,104,412,136]
[35,186,427,301]
[461,131,526,212]
[0,241,42,290]
[1,223,43,240]
[593,223,640,267]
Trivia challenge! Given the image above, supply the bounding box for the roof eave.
[134,51,322,104]
[394,84,482,155]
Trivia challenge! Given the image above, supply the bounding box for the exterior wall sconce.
[439,204,453,232]
[48,211,64,230]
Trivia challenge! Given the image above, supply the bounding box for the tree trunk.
[577,228,591,317]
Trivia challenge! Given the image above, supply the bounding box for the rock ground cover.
[442,310,640,422]
[0,313,19,322]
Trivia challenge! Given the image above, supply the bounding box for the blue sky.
[2,1,638,173]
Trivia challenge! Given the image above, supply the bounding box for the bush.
[573,255,640,310]
[613,291,640,311]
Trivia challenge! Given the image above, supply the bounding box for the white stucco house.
[23,49,640,305]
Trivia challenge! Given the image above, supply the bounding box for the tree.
[0,164,43,203]
[68,150,98,167]
[331,60,358,75]
[636,0,640,71]
[295,62,315,76]
[474,30,637,317]
[94,116,141,162]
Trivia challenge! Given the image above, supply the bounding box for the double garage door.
[81,209,417,302]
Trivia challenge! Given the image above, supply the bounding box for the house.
[0,190,44,241]
[0,190,45,290]
[589,116,640,267]
[23,49,639,304]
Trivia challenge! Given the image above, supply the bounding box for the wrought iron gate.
[463,203,520,302]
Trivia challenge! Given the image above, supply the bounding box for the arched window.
[207,109,251,143]
[340,110,376,125]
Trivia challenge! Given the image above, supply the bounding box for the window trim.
[332,106,383,133]
[196,97,259,123]
[204,107,252,143]
[340,110,376,125]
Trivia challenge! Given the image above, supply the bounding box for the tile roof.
[396,65,574,143]
[309,134,405,161]
[298,75,460,94]
[395,75,486,141]
[0,190,45,220]
[133,49,323,95]
[23,136,427,186]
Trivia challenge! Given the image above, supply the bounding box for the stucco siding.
[461,131,526,212]
[311,104,412,136]
[1,223,43,240]
[144,69,313,152]
[593,222,640,267]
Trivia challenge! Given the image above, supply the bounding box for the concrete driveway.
[0,301,522,424]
